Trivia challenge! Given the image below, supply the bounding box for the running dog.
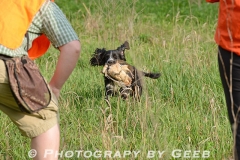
[90,41,160,100]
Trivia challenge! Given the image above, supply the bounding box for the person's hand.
[49,84,60,99]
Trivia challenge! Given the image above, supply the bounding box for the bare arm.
[49,40,81,98]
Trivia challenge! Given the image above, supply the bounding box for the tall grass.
[0,0,233,159]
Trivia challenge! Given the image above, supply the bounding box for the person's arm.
[49,40,80,98]
[40,2,81,98]
[206,0,219,3]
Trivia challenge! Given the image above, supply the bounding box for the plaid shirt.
[0,0,79,57]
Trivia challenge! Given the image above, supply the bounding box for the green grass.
[0,0,233,159]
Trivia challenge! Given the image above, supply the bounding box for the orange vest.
[207,0,240,55]
[0,0,53,59]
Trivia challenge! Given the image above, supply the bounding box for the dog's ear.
[122,41,130,50]
[90,48,106,66]
[117,41,130,60]
[117,41,130,51]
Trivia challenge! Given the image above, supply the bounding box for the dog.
[90,41,160,101]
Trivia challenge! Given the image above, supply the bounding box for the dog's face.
[90,41,130,66]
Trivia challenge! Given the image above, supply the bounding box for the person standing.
[0,0,80,159]
[207,0,240,159]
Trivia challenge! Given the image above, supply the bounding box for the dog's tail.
[143,72,161,79]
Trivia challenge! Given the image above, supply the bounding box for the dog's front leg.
[104,77,115,100]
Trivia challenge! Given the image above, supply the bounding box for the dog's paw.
[120,87,133,100]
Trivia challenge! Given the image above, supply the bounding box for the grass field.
[0,0,234,159]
